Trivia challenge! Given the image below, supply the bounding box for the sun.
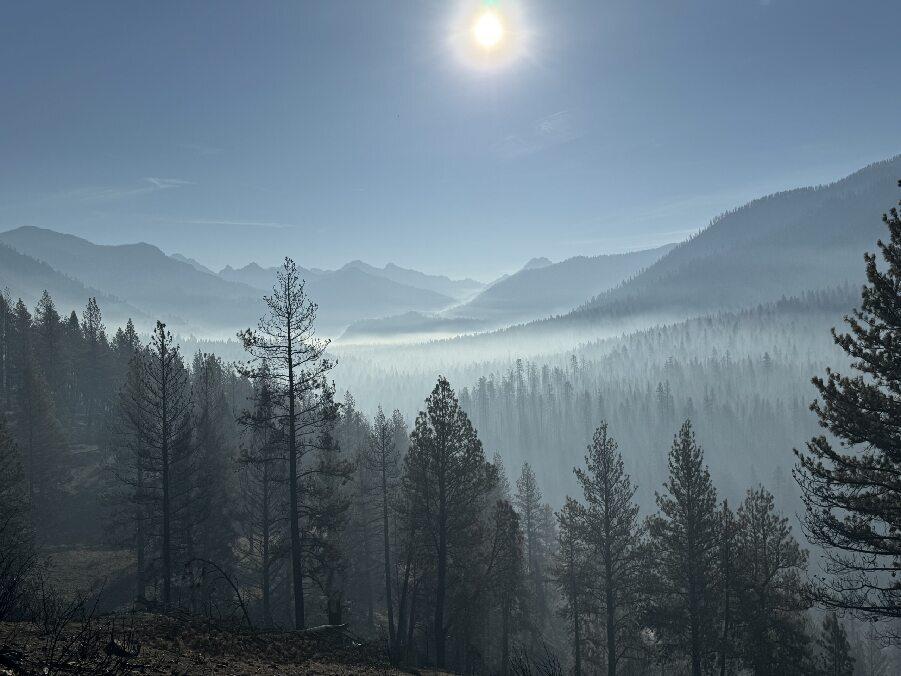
[473,10,504,50]
[450,1,525,72]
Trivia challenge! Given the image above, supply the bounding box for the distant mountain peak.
[522,257,552,271]
[171,253,214,275]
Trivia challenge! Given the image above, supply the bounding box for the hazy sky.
[1,1,899,280]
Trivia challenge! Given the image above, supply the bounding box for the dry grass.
[1,613,410,675]
[40,546,135,597]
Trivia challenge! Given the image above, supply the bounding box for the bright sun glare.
[451,1,525,72]
[473,10,504,49]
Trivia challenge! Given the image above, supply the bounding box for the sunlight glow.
[450,1,528,73]
[473,10,504,50]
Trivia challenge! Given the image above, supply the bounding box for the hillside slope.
[0,227,261,334]
[570,156,901,322]
[447,243,676,322]
[0,243,145,325]
[0,228,459,335]
[342,260,484,300]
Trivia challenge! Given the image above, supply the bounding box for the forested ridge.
[1,191,901,674]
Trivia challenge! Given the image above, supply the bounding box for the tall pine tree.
[239,257,335,629]
[817,613,855,676]
[116,321,194,607]
[572,423,645,676]
[734,487,811,673]
[794,181,901,625]
[403,376,497,668]
[647,420,719,676]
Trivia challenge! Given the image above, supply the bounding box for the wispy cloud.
[491,110,585,160]
[58,177,193,202]
[145,177,192,190]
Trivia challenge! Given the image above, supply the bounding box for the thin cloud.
[145,177,192,190]
[491,110,585,160]
[58,177,193,202]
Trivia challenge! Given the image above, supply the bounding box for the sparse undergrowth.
[0,613,408,675]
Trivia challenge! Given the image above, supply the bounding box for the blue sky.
[1,1,899,280]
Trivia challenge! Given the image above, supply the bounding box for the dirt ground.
[0,613,417,675]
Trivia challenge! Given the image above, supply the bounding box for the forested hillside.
[1,174,899,675]
[446,243,676,322]
[333,287,854,509]
[425,156,901,354]
[0,243,144,324]
[571,156,901,322]
[0,226,264,335]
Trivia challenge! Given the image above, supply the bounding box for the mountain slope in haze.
[0,227,262,334]
[521,257,552,271]
[563,156,901,325]
[372,155,901,354]
[446,154,901,351]
[342,261,484,300]
[0,228,459,336]
[219,262,328,289]
[0,243,144,323]
[171,253,216,275]
[306,268,455,330]
[342,244,677,341]
[446,243,677,322]
[221,262,457,329]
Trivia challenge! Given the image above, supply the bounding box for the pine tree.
[0,418,33,620]
[491,499,524,676]
[573,423,645,676]
[716,500,740,676]
[116,321,194,607]
[238,369,286,627]
[305,423,353,625]
[794,181,901,622]
[339,393,378,628]
[9,299,32,395]
[33,291,62,399]
[555,496,587,676]
[818,613,854,676]
[190,352,238,604]
[14,360,67,538]
[81,297,108,432]
[365,406,402,648]
[239,257,335,629]
[513,462,546,638]
[734,487,811,673]
[403,376,497,668]
[0,290,11,412]
[60,310,83,423]
[647,420,719,676]
[111,319,140,382]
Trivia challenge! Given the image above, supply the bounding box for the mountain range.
[425,154,901,351]
[341,243,676,340]
[0,227,490,336]
[566,155,901,324]
[0,228,542,338]
[1,155,897,344]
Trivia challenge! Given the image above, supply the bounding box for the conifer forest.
[2,2,901,674]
